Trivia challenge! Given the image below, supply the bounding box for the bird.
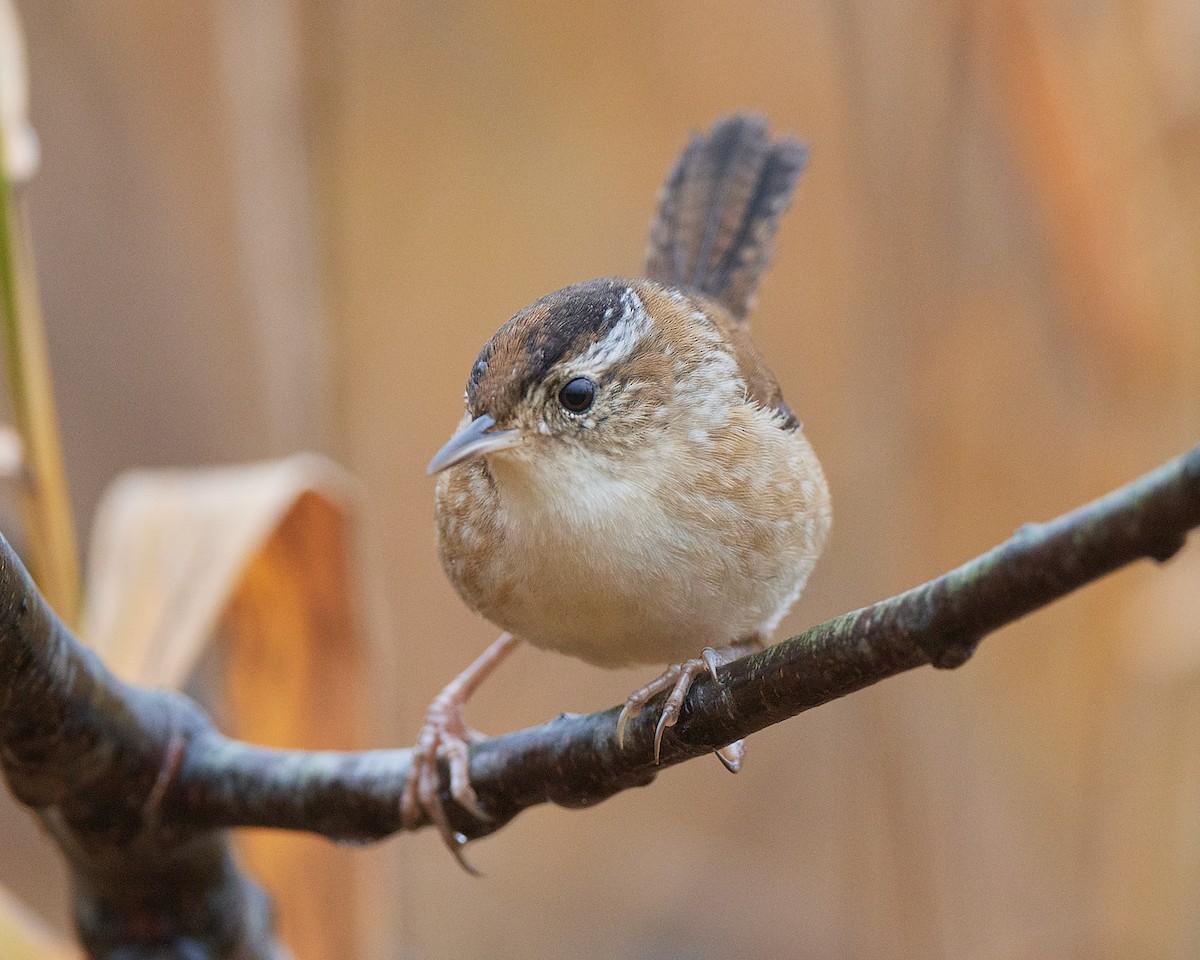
[402,113,832,868]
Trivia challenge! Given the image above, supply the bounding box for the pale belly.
[436,421,831,669]
[492,512,812,666]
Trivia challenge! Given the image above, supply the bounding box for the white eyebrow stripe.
[578,287,650,370]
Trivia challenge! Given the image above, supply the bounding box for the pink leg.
[617,640,760,768]
[400,631,519,873]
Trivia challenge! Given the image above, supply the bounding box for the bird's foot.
[616,647,726,763]
[399,632,518,874]
[400,686,491,875]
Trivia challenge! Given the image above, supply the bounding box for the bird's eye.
[557,377,595,413]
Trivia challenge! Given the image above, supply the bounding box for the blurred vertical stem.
[0,125,80,627]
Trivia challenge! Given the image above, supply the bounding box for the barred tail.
[644,114,808,321]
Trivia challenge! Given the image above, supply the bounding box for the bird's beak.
[426,413,521,475]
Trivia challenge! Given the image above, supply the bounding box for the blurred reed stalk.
[0,68,81,628]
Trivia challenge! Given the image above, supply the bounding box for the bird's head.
[427,278,696,480]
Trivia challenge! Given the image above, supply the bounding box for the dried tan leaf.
[82,454,377,959]
[82,454,356,686]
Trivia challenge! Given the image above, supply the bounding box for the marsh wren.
[403,114,831,865]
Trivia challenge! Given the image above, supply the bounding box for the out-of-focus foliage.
[0,0,38,182]
[85,456,353,686]
[0,889,75,960]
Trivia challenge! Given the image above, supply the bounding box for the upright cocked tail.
[644,113,808,322]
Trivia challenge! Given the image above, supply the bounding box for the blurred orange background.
[2,1,1200,958]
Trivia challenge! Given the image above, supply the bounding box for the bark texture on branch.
[0,443,1197,958]
[0,548,282,960]
[175,442,1200,843]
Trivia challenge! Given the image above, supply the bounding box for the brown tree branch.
[0,550,280,960]
[173,441,1200,843]
[1,442,1198,958]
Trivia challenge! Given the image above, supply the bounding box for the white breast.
[477,406,830,667]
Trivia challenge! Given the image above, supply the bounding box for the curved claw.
[653,661,708,762]
[715,739,746,773]
[399,698,493,871]
[615,705,634,750]
[653,708,675,763]
[444,736,491,822]
[618,658,712,763]
[618,643,758,772]
[418,758,481,876]
[619,647,745,765]
[616,664,684,753]
[616,698,651,750]
[403,737,486,876]
[701,646,723,682]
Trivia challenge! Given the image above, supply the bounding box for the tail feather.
[645,114,808,320]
